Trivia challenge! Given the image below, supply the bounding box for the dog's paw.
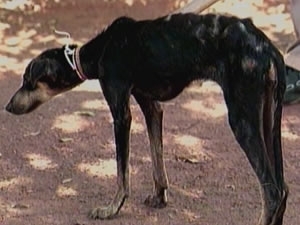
[88,207,116,220]
[144,195,167,208]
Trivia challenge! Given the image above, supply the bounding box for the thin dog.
[6,13,288,225]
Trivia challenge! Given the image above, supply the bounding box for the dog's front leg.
[134,93,169,208]
[89,80,132,219]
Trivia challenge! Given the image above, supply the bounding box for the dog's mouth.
[6,81,72,115]
[5,83,54,115]
[6,100,42,115]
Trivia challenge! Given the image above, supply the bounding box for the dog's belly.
[133,87,184,101]
[133,78,191,101]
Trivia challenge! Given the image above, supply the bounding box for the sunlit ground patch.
[282,131,299,140]
[186,81,222,94]
[174,134,202,148]
[0,176,32,189]
[3,37,33,55]
[171,184,203,199]
[173,134,213,161]
[25,153,58,170]
[140,156,151,162]
[73,80,100,92]
[52,113,93,133]
[0,0,30,10]
[205,0,293,41]
[282,117,300,140]
[181,209,201,223]
[0,55,31,74]
[0,21,10,30]
[81,99,109,110]
[131,120,145,134]
[182,99,227,118]
[56,185,78,197]
[282,125,300,140]
[81,99,145,134]
[283,115,300,124]
[0,28,38,74]
[78,158,117,178]
[183,82,226,118]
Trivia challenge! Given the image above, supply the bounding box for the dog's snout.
[5,100,28,115]
[5,93,28,115]
[5,102,12,113]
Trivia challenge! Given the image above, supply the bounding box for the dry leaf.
[59,137,74,143]
[24,130,40,137]
[175,155,201,164]
[75,111,95,117]
[11,203,29,209]
[225,184,236,191]
[62,178,73,184]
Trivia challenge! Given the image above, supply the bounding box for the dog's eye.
[23,76,36,90]
[23,76,30,85]
[23,77,28,84]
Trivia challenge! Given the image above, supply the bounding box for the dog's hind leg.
[224,70,287,225]
[134,92,169,208]
[89,79,132,219]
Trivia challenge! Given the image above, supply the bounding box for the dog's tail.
[263,49,286,190]
[261,48,288,225]
[273,50,286,188]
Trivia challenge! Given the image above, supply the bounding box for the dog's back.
[100,13,284,101]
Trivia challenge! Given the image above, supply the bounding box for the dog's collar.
[64,45,88,81]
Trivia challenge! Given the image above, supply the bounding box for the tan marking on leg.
[268,61,277,82]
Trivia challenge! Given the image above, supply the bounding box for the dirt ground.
[0,0,300,225]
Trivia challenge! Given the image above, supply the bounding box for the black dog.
[6,13,288,224]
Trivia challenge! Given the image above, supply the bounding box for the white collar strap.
[63,45,87,81]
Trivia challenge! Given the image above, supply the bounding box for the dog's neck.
[72,17,135,80]
[75,30,109,80]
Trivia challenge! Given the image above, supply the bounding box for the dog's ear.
[29,58,57,87]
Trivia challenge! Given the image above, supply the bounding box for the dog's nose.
[5,102,12,113]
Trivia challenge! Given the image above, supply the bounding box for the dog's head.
[6,46,82,115]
